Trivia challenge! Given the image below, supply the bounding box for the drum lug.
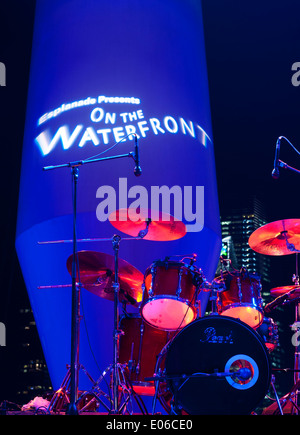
[176,268,183,298]
[237,276,242,302]
[142,281,147,300]
[149,266,156,298]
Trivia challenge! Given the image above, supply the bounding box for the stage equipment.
[141,258,202,331]
[256,317,279,353]
[249,217,300,414]
[42,146,141,414]
[248,219,300,256]
[118,314,173,396]
[214,269,263,328]
[109,209,187,242]
[264,260,300,414]
[272,136,300,179]
[66,250,143,305]
[153,316,271,415]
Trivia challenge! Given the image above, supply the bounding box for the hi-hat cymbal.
[66,251,143,305]
[108,208,187,241]
[248,219,300,256]
[270,285,300,298]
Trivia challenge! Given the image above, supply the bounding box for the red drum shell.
[119,315,172,395]
[216,271,263,328]
[141,261,199,331]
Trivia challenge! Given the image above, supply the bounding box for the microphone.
[272,137,281,179]
[133,134,142,176]
[234,367,252,381]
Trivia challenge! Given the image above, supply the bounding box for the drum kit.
[43,207,300,414]
[36,135,300,415]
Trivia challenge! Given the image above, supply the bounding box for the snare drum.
[118,315,172,395]
[216,270,263,328]
[256,317,279,352]
[141,260,200,331]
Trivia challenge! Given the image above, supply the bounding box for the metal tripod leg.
[47,364,106,413]
[47,368,71,413]
[270,375,283,415]
[79,362,147,415]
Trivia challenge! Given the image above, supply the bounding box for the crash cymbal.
[248,219,300,256]
[109,208,186,241]
[66,251,143,305]
[270,285,300,298]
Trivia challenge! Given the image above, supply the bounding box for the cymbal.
[270,285,300,298]
[248,219,300,256]
[108,208,187,241]
[66,251,143,305]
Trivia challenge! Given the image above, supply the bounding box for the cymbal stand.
[43,138,138,415]
[112,234,122,413]
[75,235,147,415]
[104,234,146,414]
[47,363,110,413]
[291,254,300,414]
[269,255,300,415]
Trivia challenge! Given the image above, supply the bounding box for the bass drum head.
[165,316,271,415]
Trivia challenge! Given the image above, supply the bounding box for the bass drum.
[158,316,271,415]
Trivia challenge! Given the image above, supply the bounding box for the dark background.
[0,0,300,406]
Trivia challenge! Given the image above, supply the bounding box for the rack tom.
[141,260,200,331]
[215,269,263,328]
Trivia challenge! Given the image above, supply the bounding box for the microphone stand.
[43,150,136,415]
[273,136,300,177]
[278,160,300,176]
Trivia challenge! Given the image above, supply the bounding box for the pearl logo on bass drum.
[199,327,234,344]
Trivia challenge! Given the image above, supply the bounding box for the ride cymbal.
[248,219,300,256]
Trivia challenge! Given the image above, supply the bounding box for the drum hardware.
[47,363,111,413]
[42,140,143,414]
[200,280,226,315]
[263,253,300,413]
[264,373,300,415]
[88,236,149,414]
[268,375,284,415]
[135,322,144,377]
[43,242,146,414]
[266,285,300,414]
[71,239,150,415]
[77,360,149,415]
[249,219,300,414]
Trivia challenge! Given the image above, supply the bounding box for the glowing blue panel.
[16,0,221,401]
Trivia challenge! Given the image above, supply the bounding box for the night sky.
[1,0,300,408]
